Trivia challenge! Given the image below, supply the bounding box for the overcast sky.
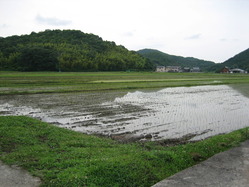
[0,0,249,63]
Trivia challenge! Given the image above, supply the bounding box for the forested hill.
[223,48,249,70]
[0,30,154,71]
[137,49,215,71]
[207,48,249,72]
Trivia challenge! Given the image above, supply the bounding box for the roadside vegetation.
[1,71,249,95]
[1,116,249,186]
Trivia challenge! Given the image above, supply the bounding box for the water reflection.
[1,85,249,141]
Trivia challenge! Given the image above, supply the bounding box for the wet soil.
[1,85,249,142]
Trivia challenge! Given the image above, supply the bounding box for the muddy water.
[1,85,249,141]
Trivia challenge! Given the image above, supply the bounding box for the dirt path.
[0,161,41,187]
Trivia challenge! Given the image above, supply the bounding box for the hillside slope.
[0,30,153,71]
[208,48,249,72]
[223,48,249,70]
[138,49,215,71]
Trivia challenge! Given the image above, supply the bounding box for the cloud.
[220,38,227,42]
[35,14,72,26]
[220,38,239,42]
[185,33,201,40]
[0,24,8,28]
[123,32,134,37]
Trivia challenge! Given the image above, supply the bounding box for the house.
[220,66,247,74]
[230,68,247,74]
[156,66,182,72]
[183,67,190,72]
[220,66,230,73]
[191,67,200,72]
[156,66,201,73]
[156,66,166,72]
[165,66,182,72]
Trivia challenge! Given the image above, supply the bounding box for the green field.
[1,71,249,95]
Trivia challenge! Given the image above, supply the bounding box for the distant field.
[1,71,249,95]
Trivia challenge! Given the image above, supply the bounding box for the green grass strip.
[1,116,249,186]
[1,71,249,95]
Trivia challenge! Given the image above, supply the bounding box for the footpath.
[0,161,41,187]
[153,140,249,187]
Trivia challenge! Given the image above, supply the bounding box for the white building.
[165,66,182,72]
[230,68,247,74]
[156,66,166,72]
[191,67,200,72]
[156,66,182,72]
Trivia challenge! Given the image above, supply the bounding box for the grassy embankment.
[1,71,249,95]
[0,116,249,186]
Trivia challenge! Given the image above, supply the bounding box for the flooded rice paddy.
[1,85,249,142]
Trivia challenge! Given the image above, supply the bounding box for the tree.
[0,52,5,70]
[17,46,58,71]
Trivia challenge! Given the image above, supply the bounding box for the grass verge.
[1,116,249,186]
